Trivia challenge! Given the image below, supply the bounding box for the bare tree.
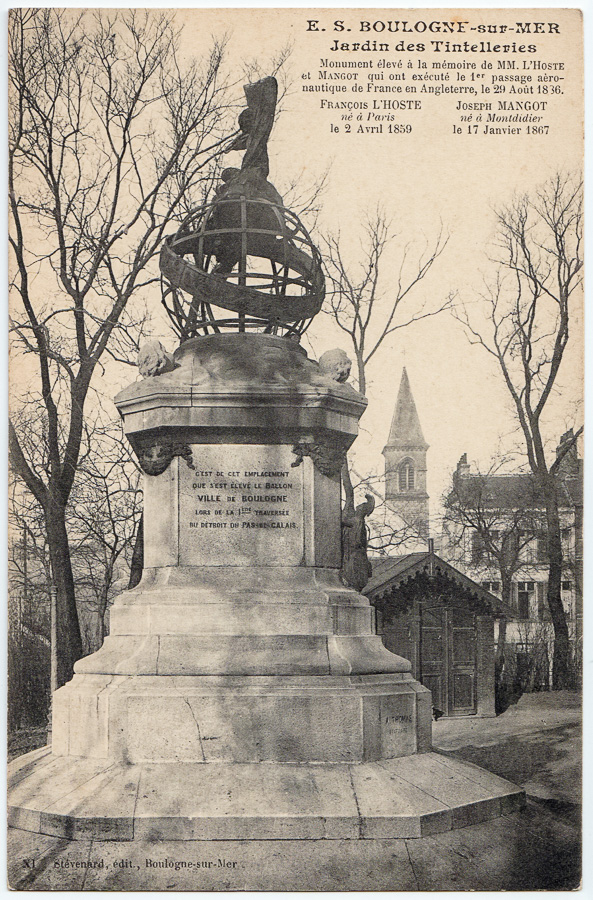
[8,9,234,684]
[348,469,432,555]
[8,485,53,645]
[323,209,450,514]
[443,459,546,672]
[323,210,450,396]
[67,423,142,653]
[8,413,141,734]
[457,173,583,688]
[10,401,143,645]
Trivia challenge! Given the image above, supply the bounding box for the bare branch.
[322,210,449,394]
[453,171,583,689]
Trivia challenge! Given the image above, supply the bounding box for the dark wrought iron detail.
[160,197,324,342]
[291,439,348,479]
[136,441,195,476]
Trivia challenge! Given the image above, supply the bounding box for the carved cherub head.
[319,348,352,384]
[137,341,175,378]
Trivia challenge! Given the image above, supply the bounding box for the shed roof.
[364,551,515,617]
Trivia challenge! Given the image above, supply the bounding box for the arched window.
[398,458,415,492]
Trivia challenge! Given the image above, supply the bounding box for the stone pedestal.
[8,334,523,840]
[55,334,429,764]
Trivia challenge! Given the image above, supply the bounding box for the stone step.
[8,749,524,842]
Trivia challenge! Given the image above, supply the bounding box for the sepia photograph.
[7,7,583,891]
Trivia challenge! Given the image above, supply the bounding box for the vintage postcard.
[8,7,583,891]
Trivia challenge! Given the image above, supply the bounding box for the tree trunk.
[341,459,355,520]
[541,474,570,689]
[496,573,513,667]
[495,616,507,668]
[494,573,519,715]
[128,513,144,590]
[45,496,83,687]
[355,351,366,396]
[93,579,111,650]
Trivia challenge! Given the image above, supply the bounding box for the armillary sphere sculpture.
[160,76,325,341]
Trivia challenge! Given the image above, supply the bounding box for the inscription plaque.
[178,444,304,566]
[380,695,417,757]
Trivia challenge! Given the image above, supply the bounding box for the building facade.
[442,434,583,689]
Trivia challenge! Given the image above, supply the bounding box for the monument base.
[8,334,526,845]
[8,747,524,841]
[51,673,431,764]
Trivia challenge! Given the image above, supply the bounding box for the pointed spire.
[383,368,428,451]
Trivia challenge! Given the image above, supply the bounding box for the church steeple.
[383,368,429,539]
[383,367,428,452]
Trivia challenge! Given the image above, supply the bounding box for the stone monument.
[9,76,523,842]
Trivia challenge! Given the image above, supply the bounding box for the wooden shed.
[364,550,512,718]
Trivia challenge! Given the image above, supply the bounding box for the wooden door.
[420,606,477,717]
[447,608,477,716]
[420,607,447,713]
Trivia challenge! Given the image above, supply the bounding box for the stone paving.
[7,691,581,891]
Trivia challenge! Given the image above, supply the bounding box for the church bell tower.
[383,368,429,539]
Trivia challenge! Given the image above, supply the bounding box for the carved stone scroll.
[291,438,349,479]
[136,440,195,476]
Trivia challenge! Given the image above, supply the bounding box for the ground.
[434,689,581,806]
[8,726,47,762]
[7,691,581,891]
